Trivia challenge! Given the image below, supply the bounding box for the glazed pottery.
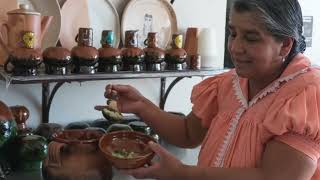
[43,47,72,75]
[65,121,91,130]
[0,101,17,148]
[4,48,42,76]
[8,134,48,171]
[33,123,63,142]
[0,101,18,178]
[165,33,187,70]
[98,30,122,72]
[0,0,18,66]
[71,28,98,74]
[9,105,30,134]
[7,105,48,171]
[0,4,53,53]
[42,129,113,180]
[121,30,144,71]
[99,131,156,169]
[143,32,165,71]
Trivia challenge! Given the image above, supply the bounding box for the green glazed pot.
[9,134,48,171]
[0,119,18,148]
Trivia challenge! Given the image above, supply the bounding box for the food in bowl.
[112,148,138,159]
[99,131,156,169]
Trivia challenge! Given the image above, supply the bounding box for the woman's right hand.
[104,84,147,115]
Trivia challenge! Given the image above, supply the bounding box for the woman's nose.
[229,37,245,55]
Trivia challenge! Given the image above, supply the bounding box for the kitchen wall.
[0,0,228,128]
[300,0,320,65]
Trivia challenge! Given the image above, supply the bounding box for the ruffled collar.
[233,53,310,108]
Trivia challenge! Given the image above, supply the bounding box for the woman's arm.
[126,141,317,180]
[183,141,317,180]
[138,98,207,148]
[105,84,207,148]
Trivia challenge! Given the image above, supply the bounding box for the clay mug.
[171,33,183,49]
[144,32,157,48]
[100,30,114,48]
[0,4,53,53]
[124,30,139,48]
[75,28,93,47]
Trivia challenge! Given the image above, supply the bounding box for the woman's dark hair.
[231,0,306,64]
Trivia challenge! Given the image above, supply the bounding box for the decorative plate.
[60,0,120,50]
[121,0,177,49]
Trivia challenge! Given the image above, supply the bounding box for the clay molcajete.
[0,4,53,54]
[72,28,99,74]
[143,32,165,71]
[42,129,113,180]
[165,33,187,70]
[98,30,122,72]
[121,30,145,71]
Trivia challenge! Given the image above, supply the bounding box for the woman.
[105,0,320,179]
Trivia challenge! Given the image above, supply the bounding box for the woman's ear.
[280,37,294,57]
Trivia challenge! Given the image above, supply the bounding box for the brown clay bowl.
[52,129,104,144]
[99,130,156,169]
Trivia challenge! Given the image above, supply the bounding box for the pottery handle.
[4,56,13,73]
[48,141,66,167]
[75,34,79,43]
[0,23,9,54]
[144,38,149,46]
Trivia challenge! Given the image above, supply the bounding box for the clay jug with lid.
[42,129,113,180]
[122,30,144,71]
[143,32,165,71]
[0,4,53,53]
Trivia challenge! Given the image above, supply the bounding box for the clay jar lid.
[144,47,165,58]
[166,48,187,58]
[43,47,71,60]
[71,46,98,60]
[8,4,41,16]
[122,47,144,57]
[43,47,72,65]
[99,47,122,58]
[10,48,42,61]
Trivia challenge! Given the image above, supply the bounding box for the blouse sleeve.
[263,83,320,161]
[191,72,228,128]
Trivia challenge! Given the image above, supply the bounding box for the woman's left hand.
[121,141,186,180]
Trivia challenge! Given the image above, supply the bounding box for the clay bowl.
[99,131,156,169]
[52,129,104,144]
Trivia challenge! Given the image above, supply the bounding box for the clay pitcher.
[0,4,53,52]
[42,129,113,180]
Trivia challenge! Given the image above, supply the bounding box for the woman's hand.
[122,141,186,180]
[104,84,147,114]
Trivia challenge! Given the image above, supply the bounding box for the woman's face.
[228,10,286,79]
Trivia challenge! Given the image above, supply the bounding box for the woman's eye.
[245,35,259,42]
[229,33,236,39]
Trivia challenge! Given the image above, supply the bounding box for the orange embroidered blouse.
[191,54,320,179]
